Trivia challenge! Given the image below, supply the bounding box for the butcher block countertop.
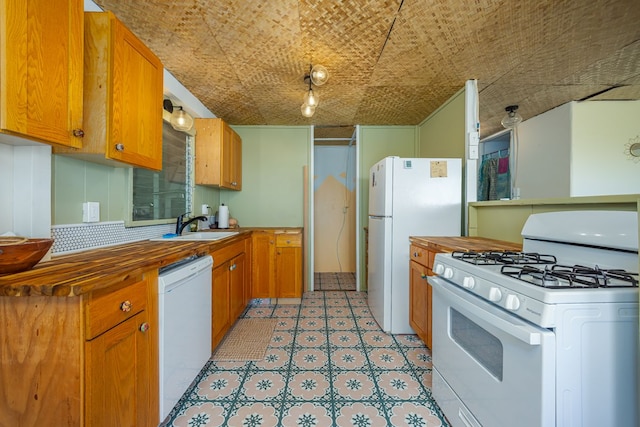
[409,236,522,253]
[0,230,257,298]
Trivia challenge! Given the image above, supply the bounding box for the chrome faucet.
[176,212,208,235]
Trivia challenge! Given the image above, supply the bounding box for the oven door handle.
[429,276,544,346]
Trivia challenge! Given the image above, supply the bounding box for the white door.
[367,215,392,332]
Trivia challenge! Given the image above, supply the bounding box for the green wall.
[52,155,128,224]
[52,154,220,225]
[418,88,465,158]
[224,126,311,227]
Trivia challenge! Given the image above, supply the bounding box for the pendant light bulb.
[310,64,329,86]
[170,106,194,131]
[304,88,319,108]
[301,103,315,118]
[501,105,522,129]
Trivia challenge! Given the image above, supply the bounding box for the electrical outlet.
[83,202,100,222]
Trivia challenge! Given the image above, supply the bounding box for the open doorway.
[313,125,357,291]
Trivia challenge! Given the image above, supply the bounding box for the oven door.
[430,276,556,427]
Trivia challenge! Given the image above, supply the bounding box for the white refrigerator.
[368,157,462,334]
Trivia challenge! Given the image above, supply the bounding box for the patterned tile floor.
[314,272,356,291]
[161,276,449,426]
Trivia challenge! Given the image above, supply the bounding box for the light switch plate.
[83,202,100,222]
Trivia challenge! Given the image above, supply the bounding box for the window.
[131,121,192,222]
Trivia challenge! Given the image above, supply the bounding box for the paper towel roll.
[218,204,229,228]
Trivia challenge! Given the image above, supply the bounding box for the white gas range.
[428,211,638,427]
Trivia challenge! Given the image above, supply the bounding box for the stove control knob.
[488,287,502,302]
[443,267,454,279]
[462,276,475,289]
[434,263,445,275]
[505,294,520,311]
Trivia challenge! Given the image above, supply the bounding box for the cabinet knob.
[115,143,125,152]
[120,300,132,312]
[421,274,428,280]
[413,252,419,257]
[232,181,237,186]
[229,263,236,271]
[139,322,150,333]
[72,128,85,137]
[286,240,291,244]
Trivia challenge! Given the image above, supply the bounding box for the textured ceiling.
[95,0,640,139]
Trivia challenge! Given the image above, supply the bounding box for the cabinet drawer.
[85,279,147,340]
[410,244,429,267]
[275,233,301,247]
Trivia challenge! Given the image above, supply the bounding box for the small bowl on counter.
[0,237,54,275]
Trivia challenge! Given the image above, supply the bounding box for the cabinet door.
[194,118,242,190]
[221,124,235,189]
[85,311,151,427]
[276,246,302,298]
[221,127,242,190]
[212,261,230,349]
[107,16,163,170]
[409,260,428,345]
[251,231,275,298]
[229,253,246,320]
[1,0,83,147]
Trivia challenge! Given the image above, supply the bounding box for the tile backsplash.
[51,221,173,254]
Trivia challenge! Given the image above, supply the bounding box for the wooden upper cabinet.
[55,11,164,171]
[195,118,242,190]
[0,0,84,147]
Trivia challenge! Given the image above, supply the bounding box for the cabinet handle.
[72,128,85,138]
[421,274,428,280]
[139,322,150,333]
[413,252,419,258]
[120,300,132,312]
[115,143,124,152]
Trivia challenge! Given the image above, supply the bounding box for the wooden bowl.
[0,237,54,275]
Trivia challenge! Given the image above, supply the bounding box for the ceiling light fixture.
[163,99,194,132]
[501,105,523,129]
[300,64,329,118]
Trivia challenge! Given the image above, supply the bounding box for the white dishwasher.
[158,255,213,421]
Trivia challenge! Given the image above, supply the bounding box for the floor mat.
[212,318,277,361]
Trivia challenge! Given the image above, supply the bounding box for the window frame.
[125,112,195,227]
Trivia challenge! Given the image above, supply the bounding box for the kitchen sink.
[150,231,239,242]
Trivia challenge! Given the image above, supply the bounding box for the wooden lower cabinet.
[229,253,247,319]
[212,261,231,349]
[0,271,159,427]
[251,230,274,299]
[251,229,303,299]
[85,311,151,426]
[211,237,250,350]
[409,244,434,349]
[275,233,303,298]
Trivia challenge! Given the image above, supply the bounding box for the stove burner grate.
[452,251,556,266]
[501,264,639,288]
